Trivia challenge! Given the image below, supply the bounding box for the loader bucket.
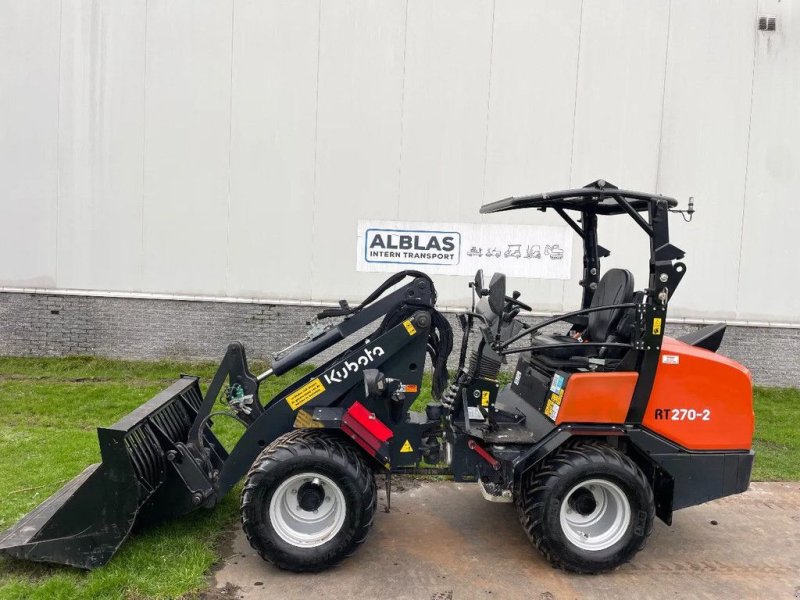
[0,376,225,569]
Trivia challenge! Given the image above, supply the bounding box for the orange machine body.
[555,372,638,425]
[553,337,753,452]
[643,337,753,450]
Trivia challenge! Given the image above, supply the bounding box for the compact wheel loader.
[0,180,754,574]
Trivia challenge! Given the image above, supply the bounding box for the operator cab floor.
[472,422,540,444]
[474,384,555,444]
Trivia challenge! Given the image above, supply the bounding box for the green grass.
[751,386,800,480]
[0,357,796,598]
[0,356,313,600]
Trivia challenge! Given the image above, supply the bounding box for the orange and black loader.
[0,180,754,574]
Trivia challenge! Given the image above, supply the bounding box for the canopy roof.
[480,179,678,216]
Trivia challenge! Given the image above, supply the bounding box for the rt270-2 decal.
[653,408,711,421]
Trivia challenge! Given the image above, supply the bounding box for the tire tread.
[517,440,654,574]
[240,429,377,572]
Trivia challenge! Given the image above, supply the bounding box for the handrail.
[498,302,638,350]
[500,341,632,356]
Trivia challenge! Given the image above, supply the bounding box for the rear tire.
[516,440,654,573]
[241,430,377,572]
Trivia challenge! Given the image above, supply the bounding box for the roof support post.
[581,210,600,309]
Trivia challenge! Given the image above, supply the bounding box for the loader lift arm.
[0,271,451,569]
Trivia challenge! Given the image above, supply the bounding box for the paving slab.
[210,481,800,600]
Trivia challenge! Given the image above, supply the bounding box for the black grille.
[124,424,165,491]
[150,400,192,442]
[181,386,203,412]
[468,351,501,380]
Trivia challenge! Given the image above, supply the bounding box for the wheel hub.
[569,488,598,516]
[269,472,347,548]
[297,480,325,512]
[559,478,632,552]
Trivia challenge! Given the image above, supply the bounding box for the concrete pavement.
[210,480,800,600]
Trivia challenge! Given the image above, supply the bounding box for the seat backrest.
[587,268,634,342]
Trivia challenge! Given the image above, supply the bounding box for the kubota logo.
[323,346,385,385]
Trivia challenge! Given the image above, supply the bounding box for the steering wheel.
[504,292,532,312]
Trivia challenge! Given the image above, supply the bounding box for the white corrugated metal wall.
[0,0,797,325]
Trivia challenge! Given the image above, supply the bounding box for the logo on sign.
[364,228,460,266]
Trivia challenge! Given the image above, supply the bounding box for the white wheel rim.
[269,472,346,548]
[559,478,631,551]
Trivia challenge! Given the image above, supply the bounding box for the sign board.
[356,220,572,279]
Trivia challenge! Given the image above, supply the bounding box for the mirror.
[473,269,485,296]
[488,273,506,316]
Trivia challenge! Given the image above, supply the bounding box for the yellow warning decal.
[652,317,662,335]
[286,378,325,410]
[481,390,491,407]
[403,319,417,336]
[550,391,562,406]
[544,399,560,421]
[544,399,555,418]
[293,409,323,429]
[400,439,414,453]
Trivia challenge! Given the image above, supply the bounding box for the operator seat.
[529,268,634,361]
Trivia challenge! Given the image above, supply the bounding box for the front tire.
[241,430,377,572]
[516,440,654,573]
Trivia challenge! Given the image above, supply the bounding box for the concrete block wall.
[0,292,797,387]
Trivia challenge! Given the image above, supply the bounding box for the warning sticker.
[652,317,662,335]
[400,440,414,453]
[550,373,565,394]
[543,400,555,420]
[286,378,326,410]
[403,320,417,336]
[513,370,522,385]
[481,390,491,407]
[403,384,419,393]
[293,409,323,429]
[467,406,485,421]
[544,399,560,421]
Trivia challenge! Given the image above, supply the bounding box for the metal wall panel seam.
[653,0,672,193]
[479,0,497,207]
[733,0,767,319]
[309,0,323,302]
[55,0,64,287]
[223,0,236,296]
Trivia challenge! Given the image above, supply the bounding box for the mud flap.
[0,377,225,569]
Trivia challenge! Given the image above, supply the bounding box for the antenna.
[670,196,695,222]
